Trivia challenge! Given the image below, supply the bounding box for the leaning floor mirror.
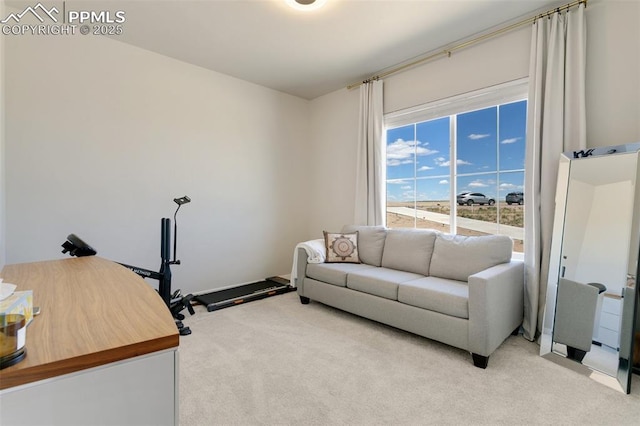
[540,142,640,394]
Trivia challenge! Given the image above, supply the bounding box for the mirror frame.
[540,142,640,394]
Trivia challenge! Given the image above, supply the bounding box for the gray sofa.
[294,225,524,368]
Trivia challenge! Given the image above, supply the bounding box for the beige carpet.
[178,292,640,425]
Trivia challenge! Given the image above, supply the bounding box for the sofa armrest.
[467,260,524,356]
[295,247,309,292]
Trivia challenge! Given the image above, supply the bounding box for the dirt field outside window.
[386,201,524,253]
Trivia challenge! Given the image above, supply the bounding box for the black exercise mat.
[193,277,293,312]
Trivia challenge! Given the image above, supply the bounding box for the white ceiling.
[7,0,564,99]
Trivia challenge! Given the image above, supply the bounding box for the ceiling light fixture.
[285,0,327,12]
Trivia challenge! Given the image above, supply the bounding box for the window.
[384,80,527,252]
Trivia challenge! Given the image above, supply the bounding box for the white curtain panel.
[523,3,586,341]
[355,80,385,226]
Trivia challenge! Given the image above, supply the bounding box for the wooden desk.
[0,256,180,425]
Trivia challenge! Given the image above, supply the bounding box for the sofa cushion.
[323,231,360,263]
[398,276,469,319]
[347,267,423,301]
[429,233,513,282]
[380,228,438,276]
[306,263,376,287]
[341,225,387,266]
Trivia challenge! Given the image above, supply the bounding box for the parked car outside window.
[456,192,495,206]
[506,192,524,205]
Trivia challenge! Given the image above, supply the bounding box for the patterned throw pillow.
[323,231,360,263]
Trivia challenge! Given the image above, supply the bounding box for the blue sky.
[387,100,526,203]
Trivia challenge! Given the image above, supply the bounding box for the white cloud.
[401,185,412,190]
[469,181,488,188]
[469,133,490,140]
[439,180,448,184]
[387,179,411,185]
[438,158,472,167]
[418,165,433,171]
[501,137,521,144]
[386,138,438,166]
[387,159,414,167]
[499,183,524,192]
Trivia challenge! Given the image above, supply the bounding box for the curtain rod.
[346,0,587,90]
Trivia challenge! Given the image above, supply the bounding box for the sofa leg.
[299,296,310,305]
[472,353,489,369]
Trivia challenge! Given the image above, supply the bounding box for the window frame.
[383,78,528,254]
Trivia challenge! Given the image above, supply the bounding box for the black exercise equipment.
[61,196,195,336]
[193,276,293,311]
[61,234,97,257]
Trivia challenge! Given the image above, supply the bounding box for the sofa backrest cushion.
[341,225,387,266]
[429,233,513,282]
[380,228,438,276]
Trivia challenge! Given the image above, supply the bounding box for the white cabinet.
[597,297,622,349]
[0,349,178,425]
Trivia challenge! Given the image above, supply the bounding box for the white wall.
[307,0,640,230]
[383,22,531,116]
[561,179,591,280]
[586,0,640,148]
[306,87,360,236]
[561,177,633,295]
[573,181,632,293]
[0,1,5,270]
[4,34,310,294]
